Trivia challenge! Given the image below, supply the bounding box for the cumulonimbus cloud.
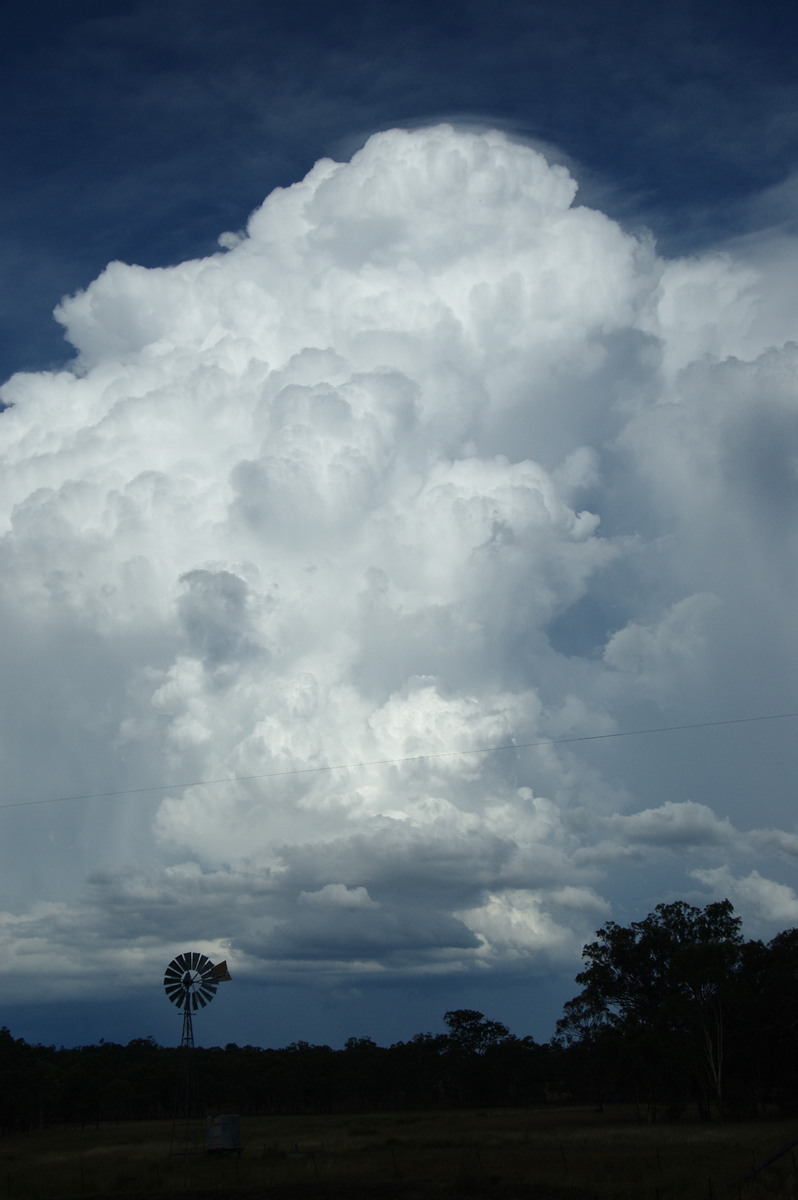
[2,124,798,1004]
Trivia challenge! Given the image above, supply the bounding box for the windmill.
[164,952,231,1154]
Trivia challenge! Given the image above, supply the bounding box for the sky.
[2,0,798,1051]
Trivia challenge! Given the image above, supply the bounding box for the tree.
[731,927,798,1113]
[438,1011,513,1106]
[443,1009,511,1055]
[557,900,743,1116]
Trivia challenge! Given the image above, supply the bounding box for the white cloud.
[693,867,798,924]
[456,888,604,965]
[603,594,721,688]
[3,125,798,1020]
[638,252,759,383]
[606,800,735,847]
[299,884,379,910]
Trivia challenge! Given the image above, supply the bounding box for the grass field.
[2,1106,797,1199]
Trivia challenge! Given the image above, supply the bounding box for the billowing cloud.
[2,125,798,1030]
[692,868,798,925]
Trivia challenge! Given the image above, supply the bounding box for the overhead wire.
[2,709,797,813]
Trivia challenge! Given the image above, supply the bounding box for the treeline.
[2,900,798,1130]
[0,1012,549,1130]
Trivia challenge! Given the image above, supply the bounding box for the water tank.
[206,1113,241,1154]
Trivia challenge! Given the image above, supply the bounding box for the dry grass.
[1,1107,797,1199]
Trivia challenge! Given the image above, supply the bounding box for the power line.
[3,710,797,813]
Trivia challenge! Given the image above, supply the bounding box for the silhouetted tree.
[443,1009,511,1054]
[557,900,743,1116]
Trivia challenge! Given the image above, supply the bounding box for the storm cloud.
[2,125,798,1036]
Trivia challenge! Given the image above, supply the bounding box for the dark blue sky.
[3,0,798,382]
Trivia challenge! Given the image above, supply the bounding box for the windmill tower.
[164,952,231,1154]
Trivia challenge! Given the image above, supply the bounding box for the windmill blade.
[164,950,230,1024]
